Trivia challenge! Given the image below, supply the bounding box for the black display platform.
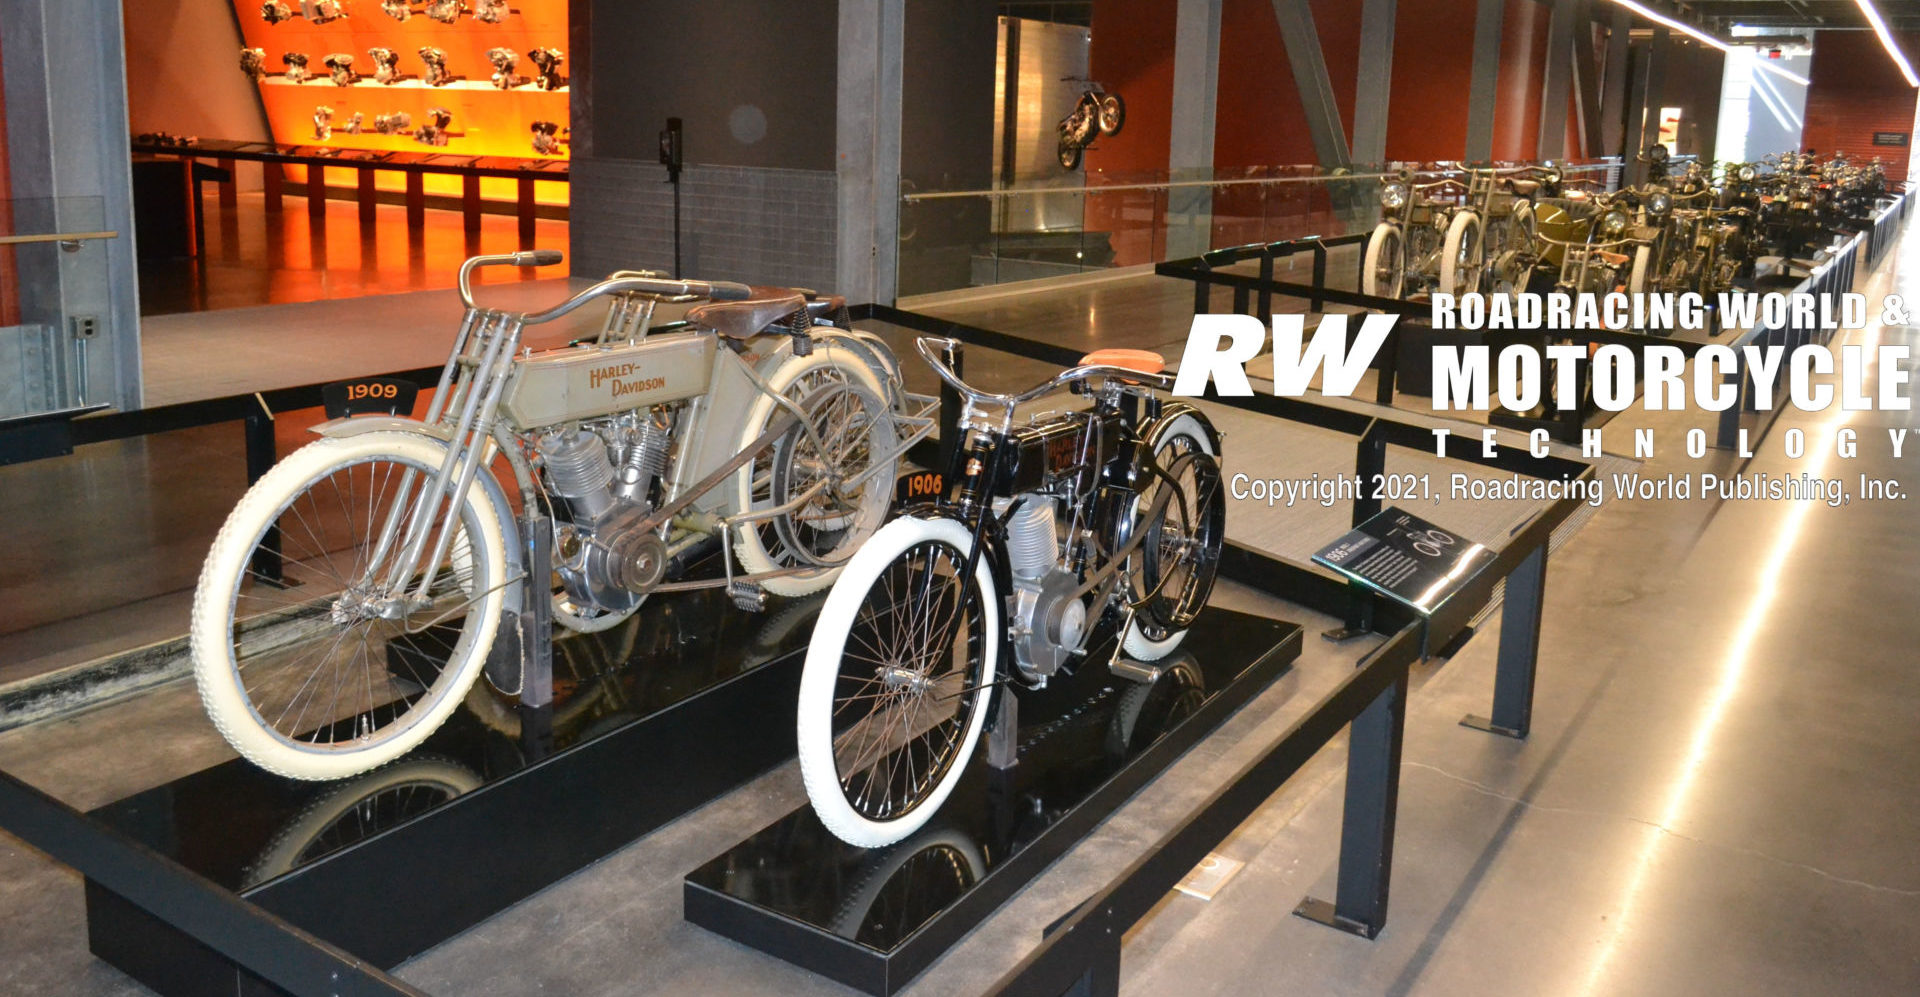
[684,607,1302,996]
[84,588,825,997]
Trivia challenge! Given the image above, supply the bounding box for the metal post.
[1309,239,1327,313]
[1600,6,1632,158]
[1351,0,1396,165]
[1462,542,1547,738]
[1537,0,1577,160]
[244,405,283,585]
[1271,0,1351,167]
[1463,0,1505,161]
[1059,916,1120,997]
[1327,427,1386,641]
[1295,669,1406,938]
[1258,254,1275,323]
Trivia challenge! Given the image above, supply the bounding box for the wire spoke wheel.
[1126,416,1225,660]
[193,433,506,780]
[798,517,1000,848]
[767,374,891,570]
[829,540,985,822]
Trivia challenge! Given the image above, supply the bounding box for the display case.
[232,0,569,203]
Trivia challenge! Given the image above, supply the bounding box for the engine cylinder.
[1004,499,1057,581]
[539,429,616,521]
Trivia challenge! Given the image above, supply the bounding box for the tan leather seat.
[1506,178,1542,197]
[686,291,807,339]
[1080,348,1165,375]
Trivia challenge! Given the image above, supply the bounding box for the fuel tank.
[499,334,714,430]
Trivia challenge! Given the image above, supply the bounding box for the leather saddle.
[1505,178,1543,197]
[685,286,846,339]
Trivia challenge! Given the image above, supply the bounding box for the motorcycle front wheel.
[797,516,1000,849]
[1097,92,1126,135]
[191,431,508,781]
[1362,222,1406,298]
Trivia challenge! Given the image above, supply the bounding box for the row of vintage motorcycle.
[188,252,1225,850]
[1361,146,1898,328]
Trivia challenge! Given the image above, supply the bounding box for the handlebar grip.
[706,281,754,301]
[513,249,564,267]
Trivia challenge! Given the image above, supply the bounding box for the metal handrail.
[0,230,118,246]
[901,162,1620,202]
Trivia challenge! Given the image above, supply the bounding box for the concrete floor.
[2,223,1918,995]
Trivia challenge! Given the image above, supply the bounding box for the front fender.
[309,416,454,442]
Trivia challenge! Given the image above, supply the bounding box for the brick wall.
[568,158,838,293]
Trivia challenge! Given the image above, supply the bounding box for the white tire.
[1123,413,1216,661]
[1362,222,1405,299]
[1628,244,1653,298]
[192,432,508,781]
[1440,211,1485,296]
[797,516,1000,849]
[733,343,897,597]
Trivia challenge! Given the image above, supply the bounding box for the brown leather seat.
[1079,348,1165,375]
[806,294,847,322]
[686,291,807,339]
[1506,178,1542,197]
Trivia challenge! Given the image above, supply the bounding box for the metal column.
[1571,0,1605,158]
[1351,0,1396,165]
[1271,0,1351,167]
[1599,6,1632,158]
[1463,0,1506,162]
[1167,0,1223,260]
[1537,0,1578,160]
[835,0,905,306]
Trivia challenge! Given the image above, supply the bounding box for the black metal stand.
[684,610,1303,996]
[1293,670,1406,938]
[1461,541,1547,738]
[72,589,824,997]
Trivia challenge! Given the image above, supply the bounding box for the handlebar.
[456,248,755,320]
[914,336,1175,415]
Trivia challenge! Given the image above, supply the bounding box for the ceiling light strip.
[1602,0,1812,86]
[1854,0,1920,88]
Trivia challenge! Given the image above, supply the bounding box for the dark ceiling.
[1683,1,1920,32]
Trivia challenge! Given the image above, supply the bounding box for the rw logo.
[1170,314,1399,398]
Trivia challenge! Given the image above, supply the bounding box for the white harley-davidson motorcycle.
[191,250,932,780]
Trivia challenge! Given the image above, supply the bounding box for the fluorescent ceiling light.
[1602,0,1812,86]
[1855,0,1920,88]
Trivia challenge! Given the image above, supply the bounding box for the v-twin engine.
[1001,495,1086,682]
[540,419,676,614]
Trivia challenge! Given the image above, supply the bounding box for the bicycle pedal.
[729,581,767,612]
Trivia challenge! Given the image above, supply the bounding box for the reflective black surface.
[685,607,1301,994]
[92,587,824,894]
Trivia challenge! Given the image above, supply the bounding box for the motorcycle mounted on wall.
[1056,83,1125,171]
[190,251,936,781]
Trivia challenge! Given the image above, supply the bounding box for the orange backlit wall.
[231,1,569,204]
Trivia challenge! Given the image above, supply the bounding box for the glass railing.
[0,196,115,420]
[895,159,1625,300]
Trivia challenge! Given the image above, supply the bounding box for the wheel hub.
[878,665,930,694]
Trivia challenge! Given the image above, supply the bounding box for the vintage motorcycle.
[1056,85,1125,171]
[796,338,1225,847]
[191,251,933,781]
[1363,167,1518,300]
